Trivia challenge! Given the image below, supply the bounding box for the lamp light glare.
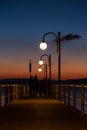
[39,60,44,65]
[39,42,47,50]
[38,68,42,72]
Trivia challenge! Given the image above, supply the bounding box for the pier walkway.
[0,97,87,130]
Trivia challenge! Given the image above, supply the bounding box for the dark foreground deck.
[0,97,87,130]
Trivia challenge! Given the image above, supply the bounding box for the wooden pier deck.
[0,97,87,130]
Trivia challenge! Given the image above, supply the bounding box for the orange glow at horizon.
[0,61,87,80]
[0,48,87,80]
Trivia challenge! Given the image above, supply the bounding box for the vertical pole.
[49,54,51,92]
[5,86,8,106]
[12,86,15,102]
[29,60,32,77]
[45,64,47,78]
[49,54,51,81]
[64,85,66,104]
[15,85,17,100]
[73,85,76,110]
[44,65,46,78]
[81,84,84,117]
[58,32,61,101]
[68,86,70,106]
[0,86,1,107]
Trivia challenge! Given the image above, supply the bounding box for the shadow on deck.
[0,96,87,130]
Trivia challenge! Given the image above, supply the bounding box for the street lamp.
[38,64,47,78]
[39,32,61,101]
[39,54,51,81]
[38,66,42,72]
[39,59,44,65]
[39,42,47,50]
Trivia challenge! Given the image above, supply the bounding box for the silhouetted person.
[39,80,43,97]
[47,79,51,96]
[43,77,47,96]
[29,76,33,96]
[32,75,39,97]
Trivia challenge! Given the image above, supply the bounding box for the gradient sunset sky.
[0,0,87,80]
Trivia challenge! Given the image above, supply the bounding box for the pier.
[0,84,87,130]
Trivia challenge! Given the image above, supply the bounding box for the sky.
[0,0,87,80]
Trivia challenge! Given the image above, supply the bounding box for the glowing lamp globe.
[38,68,42,72]
[39,42,47,50]
[39,60,44,65]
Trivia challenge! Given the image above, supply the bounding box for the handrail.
[0,83,87,117]
[61,84,87,117]
[0,84,28,108]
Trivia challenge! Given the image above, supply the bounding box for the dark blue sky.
[0,0,87,35]
[0,0,87,79]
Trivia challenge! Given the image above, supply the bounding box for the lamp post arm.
[42,32,60,54]
[42,32,58,42]
[40,54,49,59]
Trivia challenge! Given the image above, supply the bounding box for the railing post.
[60,84,62,100]
[56,84,58,98]
[73,85,76,110]
[13,85,16,101]
[9,86,11,104]
[15,85,18,100]
[17,86,20,99]
[7,86,10,104]
[81,84,84,117]
[0,86,1,107]
[17,86,19,99]
[64,85,66,104]
[61,84,63,100]
[19,85,23,99]
[25,85,27,96]
[18,85,21,99]
[20,85,23,99]
[23,86,26,96]
[5,86,8,106]
[11,86,14,102]
[14,85,16,100]
[68,86,70,106]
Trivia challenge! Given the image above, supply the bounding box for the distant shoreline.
[0,78,87,85]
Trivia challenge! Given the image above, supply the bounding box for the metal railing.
[0,84,28,108]
[1,83,87,117]
[61,84,87,117]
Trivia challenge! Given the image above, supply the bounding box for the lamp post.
[38,65,42,72]
[39,54,51,81]
[39,32,61,101]
[29,60,32,77]
[38,64,47,78]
